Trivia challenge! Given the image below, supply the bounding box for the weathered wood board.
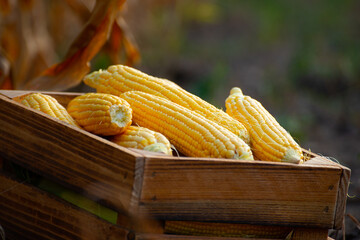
[0,172,129,240]
[135,232,333,240]
[138,155,346,228]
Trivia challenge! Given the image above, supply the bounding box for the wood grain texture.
[333,164,351,229]
[164,220,293,239]
[0,172,129,240]
[0,94,144,213]
[303,152,351,229]
[139,157,342,228]
[135,233,282,240]
[291,227,329,240]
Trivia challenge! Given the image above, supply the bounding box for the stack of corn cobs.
[16,65,304,164]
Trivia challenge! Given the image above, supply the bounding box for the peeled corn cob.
[83,64,250,144]
[165,221,292,238]
[120,91,253,160]
[14,93,79,127]
[110,126,172,155]
[67,93,132,136]
[225,87,303,164]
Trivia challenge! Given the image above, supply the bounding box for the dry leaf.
[106,17,141,66]
[348,213,360,230]
[117,17,141,66]
[0,0,56,89]
[24,0,126,91]
[0,0,11,15]
[0,49,12,89]
[1,0,139,91]
[64,0,94,21]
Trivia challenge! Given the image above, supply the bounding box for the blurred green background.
[96,0,360,238]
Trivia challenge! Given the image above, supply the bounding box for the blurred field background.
[1,0,360,239]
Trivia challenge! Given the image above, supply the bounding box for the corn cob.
[67,93,132,136]
[14,93,79,127]
[165,221,293,238]
[225,87,303,164]
[83,64,250,144]
[110,126,172,155]
[120,91,253,160]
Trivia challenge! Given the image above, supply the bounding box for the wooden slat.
[0,94,144,213]
[135,233,282,240]
[333,166,350,229]
[139,157,342,228]
[303,153,351,229]
[164,220,292,239]
[0,172,129,240]
[136,229,331,240]
[291,227,329,240]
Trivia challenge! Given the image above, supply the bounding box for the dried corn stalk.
[0,0,140,91]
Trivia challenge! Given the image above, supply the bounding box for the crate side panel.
[0,172,129,240]
[139,158,341,228]
[0,95,140,212]
[333,165,351,229]
[303,155,351,229]
[135,233,284,240]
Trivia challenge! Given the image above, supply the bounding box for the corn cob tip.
[143,143,172,155]
[83,70,103,88]
[230,87,244,97]
[109,104,132,128]
[283,148,303,164]
[235,149,254,161]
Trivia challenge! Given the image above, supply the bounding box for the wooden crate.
[0,90,350,240]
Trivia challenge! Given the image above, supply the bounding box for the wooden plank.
[291,227,329,240]
[0,172,129,240]
[303,153,351,229]
[164,220,292,239]
[139,156,342,228]
[135,233,282,240]
[333,165,350,229]
[0,94,144,213]
[136,230,331,240]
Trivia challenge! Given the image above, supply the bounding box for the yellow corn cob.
[83,64,250,144]
[111,126,172,155]
[14,93,79,127]
[165,221,293,238]
[67,93,132,136]
[120,91,253,160]
[225,87,303,164]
